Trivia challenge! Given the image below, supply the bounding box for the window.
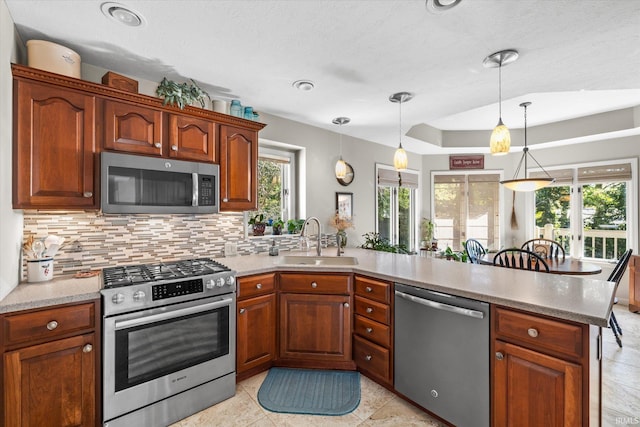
[532,160,636,260]
[432,172,501,251]
[376,165,419,252]
[248,145,297,235]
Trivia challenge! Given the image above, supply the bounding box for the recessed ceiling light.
[425,0,463,13]
[292,80,315,91]
[101,2,144,27]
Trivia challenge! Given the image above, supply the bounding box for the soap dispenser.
[268,239,279,256]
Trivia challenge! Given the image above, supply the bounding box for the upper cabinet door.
[13,80,97,209]
[103,100,164,156]
[220,125,257,211]
[168,114,216,162]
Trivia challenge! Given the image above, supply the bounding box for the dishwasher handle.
[395,290,484,319]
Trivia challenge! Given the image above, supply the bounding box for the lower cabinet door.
[237,294,276,374]
[3,333,96,427]
[493,340,582,427]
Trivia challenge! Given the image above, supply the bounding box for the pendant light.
[389,92,413,171]
[332,117,350,179]
[483,49,519,155]
[500,102,555,192]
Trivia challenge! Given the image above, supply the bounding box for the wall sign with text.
[449,155,484,170]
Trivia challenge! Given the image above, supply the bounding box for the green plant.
[156,77,210,110]
[443,246,468,262]
[287,219,305,234]
[272,218,284,235]
[248,213,265,226]
[421,218,435,243]
[360,232,409,254]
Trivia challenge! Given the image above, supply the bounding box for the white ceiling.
[5,0,640,155]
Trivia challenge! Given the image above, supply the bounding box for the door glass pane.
[434,181,464,250]
[534,186,571,254]
[468,180,499,250]
[377,187,392,242]
[582,182,627,259]
[398,187,411,250]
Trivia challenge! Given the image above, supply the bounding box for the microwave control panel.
[198,175,215,206]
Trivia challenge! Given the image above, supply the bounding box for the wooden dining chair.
[521,238,565,260]
[607,248,633,348]
[464,239,486,264]
[493,248,550,272]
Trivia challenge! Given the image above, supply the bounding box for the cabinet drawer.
[279,273,352,294]
[353,335,391,383]
[3,302,95,346]
[354,296,390,325]
[494,307,583,359]
[237,273,276,300]
[354,314,390,348]
[355,276,390,304]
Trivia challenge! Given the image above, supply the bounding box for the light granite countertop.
[0,248,616,327]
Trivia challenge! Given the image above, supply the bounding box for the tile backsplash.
[22,211,310,278]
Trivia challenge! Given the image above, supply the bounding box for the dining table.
[477,253,602,275]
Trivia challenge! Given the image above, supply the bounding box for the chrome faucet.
[300,216,322,256]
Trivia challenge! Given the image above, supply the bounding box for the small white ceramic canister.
[212,99,230,114]
[27,258,54,282]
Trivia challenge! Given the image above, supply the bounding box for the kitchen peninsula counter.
[1,248,616,327]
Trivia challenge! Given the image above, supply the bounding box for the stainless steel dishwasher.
[394,283,489,427]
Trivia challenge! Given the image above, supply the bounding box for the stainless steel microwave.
[101,152,219,214]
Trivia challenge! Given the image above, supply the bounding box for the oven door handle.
[115,297,233,330]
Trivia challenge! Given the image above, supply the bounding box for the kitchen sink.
[277,255,359,266]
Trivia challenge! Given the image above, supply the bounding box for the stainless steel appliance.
[394,283,489,427]
[101,152,219,214]
[101,258,236,427]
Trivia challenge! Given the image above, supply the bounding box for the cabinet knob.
[527,328,539,338]
[366,307,373,313]
[365,286,373,293]
[222,198,228,202]
[365,355,372,361]
[366,327,373,333]
[83,344,93,353]
[154,142,161,148]
[344,302,350,308]
[239,308,246,314]
[83,192,93,198]
[256,283,262,289]
[46,320,58,331]
[171,145,178,151]
[496,352,504,360]
[311,282,318,288]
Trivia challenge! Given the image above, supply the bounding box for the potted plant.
[156,77,210,110]
[272,218,284,235]
[249,213,266,236]
[286,219,304,234]
[420,218,435,249]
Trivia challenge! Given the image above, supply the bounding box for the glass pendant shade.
[490,118,511,155]
[335,157,347,179]
[394,146,408,171]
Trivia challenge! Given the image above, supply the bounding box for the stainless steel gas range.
[101,258,236,427]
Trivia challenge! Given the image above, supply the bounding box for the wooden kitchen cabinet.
[278,273,354,369]
[1,300,100,427]
[236,273,276,381]
[353,275,393,386]
[168,114,216,162]
[629,255,640,313]
[219,125,258,211]
[13,78,97,210]
[491,306,600,426]
[103,100,164,156]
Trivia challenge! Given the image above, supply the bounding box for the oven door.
[103,294,236,422]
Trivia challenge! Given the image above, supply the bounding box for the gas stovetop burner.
[102,258,231,288]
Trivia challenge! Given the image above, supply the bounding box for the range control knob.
[226,276,236,286]
[112,293,125,304]
[133,291,146,301]
[216,277,225,287]
[205,279,216,290]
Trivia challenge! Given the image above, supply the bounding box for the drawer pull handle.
[311,282,318,288]
[171,145,178,151]
[154,142,161,148]
[83,344,93,353]
[46,321,58,331]
[366,307,373,313]
[239,308,246,314]
[366,327,373,333]
[527,328,539,338]
[365,286,373,293]
[365,355,372,361]
[256,283,262,289]
[496,352,504,361]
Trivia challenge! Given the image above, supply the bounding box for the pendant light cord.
[398,99,403,149]
[523,102,528,175]
[498,62,502,119]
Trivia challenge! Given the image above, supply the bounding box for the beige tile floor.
[173,305,639,427]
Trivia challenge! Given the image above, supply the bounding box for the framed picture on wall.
[336,192,353,218]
